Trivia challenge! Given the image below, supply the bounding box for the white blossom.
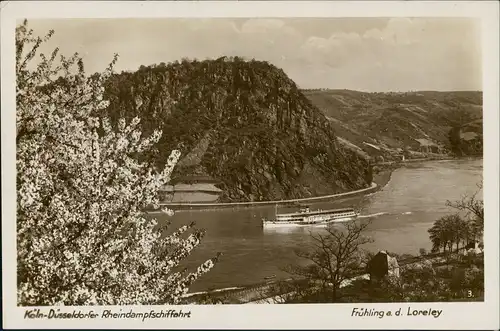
[161,208,175,217]
[16,20,218,306]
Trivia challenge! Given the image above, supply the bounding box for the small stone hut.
[366,250,400,282]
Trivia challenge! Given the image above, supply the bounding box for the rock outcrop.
[103,58,373,202]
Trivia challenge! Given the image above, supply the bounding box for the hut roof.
[415,138,438,147]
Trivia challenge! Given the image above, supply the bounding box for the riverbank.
[372,169,393,190]
[370,155,468,190]
[157,182,379,211]
[150,156,480,214]
[372,154,478,170]
[152,161,411,212]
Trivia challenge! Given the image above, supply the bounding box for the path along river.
[151,159,483,293]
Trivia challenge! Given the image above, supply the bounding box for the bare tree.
[446,181,484,241]
[446,182,483,219]
[284,220,374,303]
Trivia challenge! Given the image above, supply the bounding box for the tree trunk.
[332,285,337,302]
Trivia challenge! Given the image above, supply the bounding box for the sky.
[27,18,482,92]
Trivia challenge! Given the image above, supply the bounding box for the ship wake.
[357,212,388,219]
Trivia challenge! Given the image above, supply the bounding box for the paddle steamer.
[262,205,358,228]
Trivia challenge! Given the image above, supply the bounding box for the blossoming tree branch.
[16,20,219,306]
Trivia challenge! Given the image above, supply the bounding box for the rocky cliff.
[103,58,372,202]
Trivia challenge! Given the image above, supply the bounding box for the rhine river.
[153,159,483,292]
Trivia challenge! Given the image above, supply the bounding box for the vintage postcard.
[1,1,499,329]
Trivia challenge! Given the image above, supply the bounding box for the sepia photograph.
[1,1,499,330]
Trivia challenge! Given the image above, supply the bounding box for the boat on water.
[262,205,359,228]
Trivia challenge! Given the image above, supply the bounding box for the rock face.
[103,58,372,202]
[367,250,400,282]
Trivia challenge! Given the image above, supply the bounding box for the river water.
[153,159,483,292]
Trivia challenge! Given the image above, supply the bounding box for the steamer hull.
[262,206,358,228]
[263,216,357,228]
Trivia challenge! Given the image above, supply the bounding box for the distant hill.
[102,59,372,202]
[302,89,483,161]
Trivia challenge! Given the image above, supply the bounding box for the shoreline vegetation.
[182,250,484,304]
